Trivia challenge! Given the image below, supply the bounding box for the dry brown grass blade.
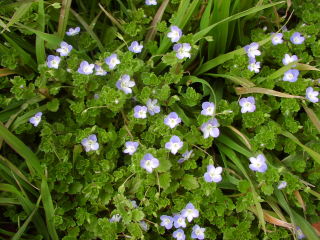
[0,68,16,77]
[302,104,320,133]
[145,0,169,43]
[294,190,306,212]
[227,125,252,150]
[235,87,304,99]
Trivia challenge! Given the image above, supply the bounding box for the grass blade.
[302,104,320,134]
[235,87,304,99]
[36,0,45,65]
[41,177,59,240]
[2,2,33,32]
[57,0,73,38]
[206,73,255,88]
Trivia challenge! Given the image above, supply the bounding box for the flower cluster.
[244,42,261,73]
[160,203,205,240]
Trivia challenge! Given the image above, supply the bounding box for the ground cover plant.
[0,0,320,239]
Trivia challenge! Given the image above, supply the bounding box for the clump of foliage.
[0,0,320,240]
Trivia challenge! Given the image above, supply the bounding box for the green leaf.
[47,99,60,112]
[2,2,33,32]
[181,174,199,190]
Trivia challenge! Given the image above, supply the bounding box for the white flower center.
[177,233,182,238]
[287,73,293,79]
[164,218,170,224]
[145,160,152,167]
[120,81,128,89]
[138,110,146,117]
[206,107,214,114]
[196,229,203,236]
[169,119,176,125]
[178,218,183,223]
[87,140,94,147]
[294,37,300,43]
[244,102,252,108]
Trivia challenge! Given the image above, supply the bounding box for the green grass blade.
[302,104,320,134]
[70,8,104,52]
[57,0,73,38]
[0,123,42,176]
[36,0,45,65]
[217,134,252,157]
[281,131,320,165]
[193,1,284,43]
[0,197,20,205]
[194,36,271,75]
[2,2,33,32]
[12,196,41,240]
[41,177,59,240]
[205,73,255,87]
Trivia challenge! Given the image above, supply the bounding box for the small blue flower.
[116,74,135,94]
[248,58,261,73]
[123,141,139,155]
[200,118,220,139]
[140,153,159,173]
[173,229,185,240]
[139,221,148,231]
[164,112,181,128]
[249,154,267,173]
[134,105,148,119]
[282,54,298,66]
[306,87,319,103]
[160,215,174,230]
[109,214,121,223]
[105,54,120,70]
[66,27,80,36]
[81,134,99,152]
[271,33,283,45]
[181,203,199,222]
[56,41,73,56]
[145,0,157,5]
[239,96,256,113]
[165,135,183,155]
[94,64,107,76]
[128,41,143,53]
[167,26,183,43]
[290,32,305,45]
[296,226,305,239]
[204,165,222,183]
[201,102,215,116]
[277,181,287,189]
[191,225,206,240]
[178,150,193,163]
[283,69,299,82]
[244,42,261,58]
[77,61,95,75]
[173,43,191,59]
[173,214,186,228]
[46,55,61,69]
[146,99,160,115]
[29,112,42,127]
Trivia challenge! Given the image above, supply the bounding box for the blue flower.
[200,118,220,138]
[56,41,73,56]
[178,150,193,163]
[290,32,305,45]
[139,221,148,231]
[164,112,181,128]
[173,229,185,240]
[173,214,186,228]
[145,0,157,5]
[248,58,261,73]
[146,99,160,115]
[277,181,287,189]
[271,33,283,45]
[123,141,139,155]
[306,87,319,103]
[133,105,148,119]
[282,54,298,66]
[94,65,107,76]
[160,215,174,230]
[249,154,267,173]
[116,74,135,94]
[66,27,80,36]
[296,226,305,239]
[29,112,42,127]
[201,102,215,116]
[283,69,299,82]
[77,61,94,75]
[140,153,159,173]
[105,54,120,70]
[204,165,222,183]
[81,134,99,152]
[191,225,206,240]
[167,26,182,43]
[165,135,183,155]
[46,55,61,69]
[244,42,261,58]
[109,214,121,223]
[181,203,199,222]
[239,96,256,113]
[173,43,191,59]
[128,41,143,53]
